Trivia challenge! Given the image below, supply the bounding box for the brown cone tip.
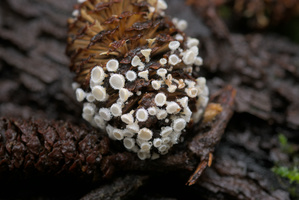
[66,0,209,160]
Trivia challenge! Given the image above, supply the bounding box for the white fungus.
[183,50,196,65]
[147,107,157,115]
[157,68,167,79]
[113,129,124,140]
[155,93,167,107]
[166,102,181,114]
[99,108,112,121]
[82,113,93,122]
[137,151,149,160]
[190,46,199,55]
[121,113,134,125]
[94,115,106,129]
[92,85,107,101]
[168,54,181,65]
[136,108,149,122]
[72,9,79,17]
[131,55,144,68]
[86,93,95,102]
[168,41,180,51]
[153,138,163,147]
[72,82,80,90]
[76,88,86,102]
[119,88,132,102]
[106,124,116,140]
[160,126,173,137]
[194,57,203,66]
[177,97,189,108]
[138,128,153,140]
[156,109,168,120]
[173,118,186,132]
[177,19,188,31]
[141,49,152,62]
[151,153,160,160]
[110,103,122,117]
[175,34,184,41]
[109,74,125,90]
[159,58,167,65]
[126,70,137,82]
[123,129,135,138]
[157,0,168,10]
[187,38,199,48]
[185,87,198,98]
[138,70,149,81]
[167,85,177,93]
[151,80,162,90]
[162,137,171,144]
[91,66,105,83]
[83,103,96,115]
[158,144,168,152]
[140,142,152,152]
[106,59,119,72]
[123,137,135,149]
[126,123,140,133]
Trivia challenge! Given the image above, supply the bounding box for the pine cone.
[66,0,209,160]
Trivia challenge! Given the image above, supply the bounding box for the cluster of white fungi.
[72,0,209,160]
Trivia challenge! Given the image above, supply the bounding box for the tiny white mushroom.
[158,144,168,152]
[113,129,124,140]
[177,97,189,108]
[190,46,199,55]
[126,123,140,133]
[182,50,196,65]
[123,137,135,149]
[72,82,80,90]
[175,34,184,41]
[140,142,152,152]
[106,124,116,140]
[126,70,137,82]
[177,19,188,31]
[138,128,153,140]
[119,88,133,102]
[157,68,167,80]
[76,88,86,102]
[94,115,106,129]
[86,93,95,102]
[137,151,149,160]
[168,54,181,65]
[136,108,149,122]
[123,129,135,137]
[173,118,186,132]
[156,109,168,120]
[185,87,198,98]
[109,74,125,90]
[151,80,162,90]
[141,49,152,62]
[110,103,122,117]
[187,38,199,48]
[78,0,86,3]
[168,41,180,51]
[194,56,203,66]
[153,138,162,147]
[91,66,105,83]
[166,102,181,114]
[167,85,177,93]
[99,108,112,121]
[136,91,142,96]
[82,113,93,122]
[157,0,168,10]
[121,113,134,125]
[131,55,142,67]
[92,85,107,101]
[154,93,167,107]
[147,107,157,115]
[72,10,79,17]
[162,137,171,144]
[160,126,173,137]
[138,70,149,81]
[106,59,119,72]
[83,103,96,115]
[159,58,167,65]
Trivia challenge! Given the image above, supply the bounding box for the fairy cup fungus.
[66,0,209,160]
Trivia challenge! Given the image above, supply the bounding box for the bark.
[0,0,298,199]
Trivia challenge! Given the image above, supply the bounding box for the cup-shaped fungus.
[66,0,209,160]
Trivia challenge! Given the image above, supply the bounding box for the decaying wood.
[0,0,298,199]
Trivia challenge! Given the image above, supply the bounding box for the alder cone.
[66,0,209,160]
